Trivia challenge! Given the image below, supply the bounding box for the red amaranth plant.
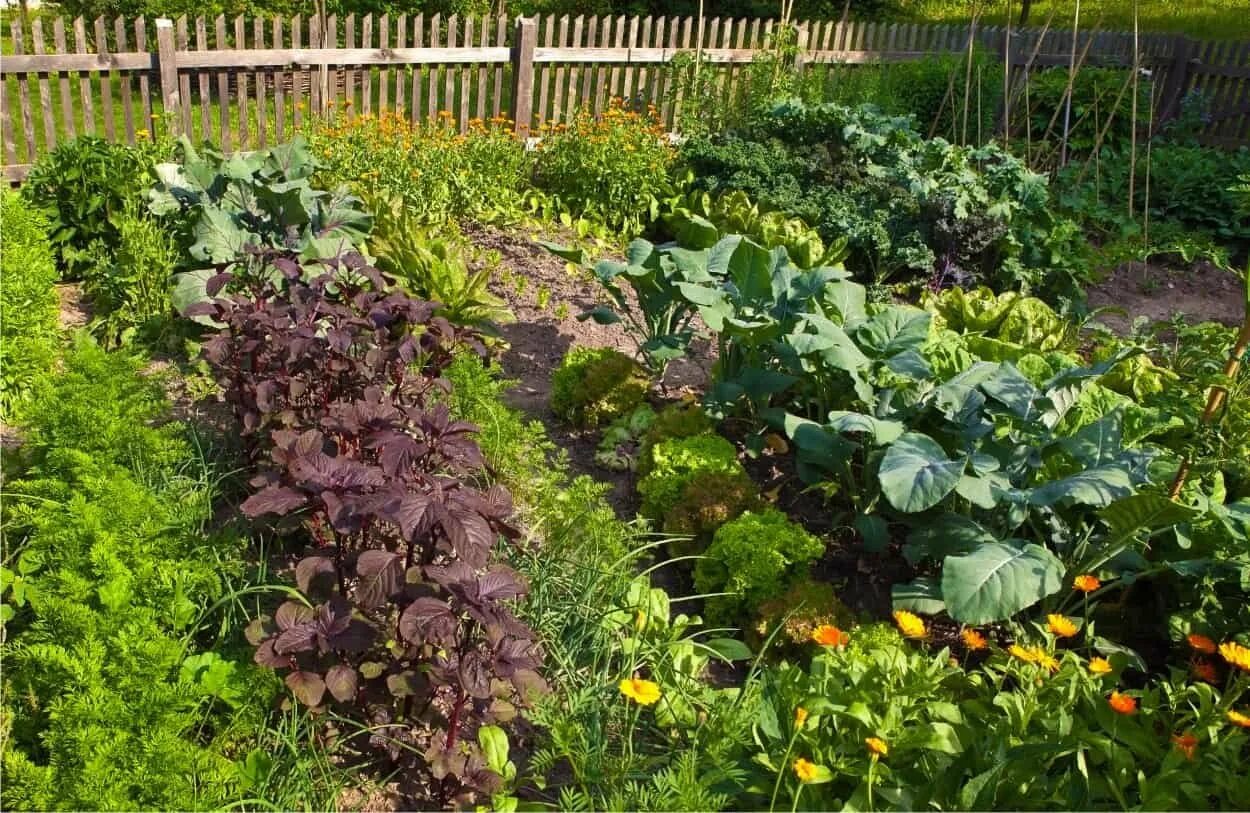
[192,250,542,803]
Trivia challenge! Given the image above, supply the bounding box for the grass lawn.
[890,0,1250,40]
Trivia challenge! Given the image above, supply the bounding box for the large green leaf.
[855,306,931,357]
[1028,466,1136,508]
[942,541,1064,624]
[190,206,255,264]
[1099,493,1199,538]
[827,410,904,444]
[878,432,965,513]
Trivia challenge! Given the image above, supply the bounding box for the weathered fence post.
[155,18,182,134]
[1158,34,1194,123]
[511,16,537,138]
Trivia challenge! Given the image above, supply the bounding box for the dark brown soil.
[466,221,712,515]
[1086,259,1246,334]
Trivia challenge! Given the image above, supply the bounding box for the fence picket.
[72,18,94,137]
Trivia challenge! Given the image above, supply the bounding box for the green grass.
[890,0,1250,40]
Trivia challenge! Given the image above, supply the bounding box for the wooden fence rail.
[2,13,1248,181]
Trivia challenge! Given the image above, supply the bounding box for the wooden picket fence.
[2,12,1249,181]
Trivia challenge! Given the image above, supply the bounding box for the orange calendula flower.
[794,707,809,728]
[793,757,818,783]
[1073,574,1101,593]
[1218,641,1250,673]
[1187,633,1217,654]
[618,677,661,706]
[893,610,926,639]
[1109,691,1137,715]
[865,737,889,757]
[1088,657,1113,675]
[1171,732,1198,761]
[811,624,850,647]
[961,629,988,651]
[1227,709,1250,729]
[1033,648,1061,673]
[1192,660,1219,684]
[1047,614,1079,638]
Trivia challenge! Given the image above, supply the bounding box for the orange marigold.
[1109,691,1137,715]
[811,624,850,647]
[1186,633,1217,654]
[793,757,818,783]
[1218,641,1250,673]
[961,629,988,651]
[1192,659,1219,684]
[1008,643,1036,663]
[1047,614,1079,638]
[1073,574,1101,592]
[795,707,809,728]
[865,737,889,757]
[1171,732,1198,761]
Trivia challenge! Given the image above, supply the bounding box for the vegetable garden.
[2,19,1250,812]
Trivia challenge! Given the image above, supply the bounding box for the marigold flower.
[618,676,661,706]
[793,757,818,783]
[811,624,849,647]
[1047,614,1079,638]
[961,628,988,651]
[893,610,926,639]
[1073,574,1101,592]
[1008,644,1036,663]
[1088,657,1113,675]
[1187,633,1217,654]
[1171,732,1198,761]
[865,737,888,757]
[1219,641,1250,673]
[1192,659,1219,684]
[1227,709,1250,729]
[1109,691,1137,715]
[794,707,808,728]
[1033,648,1061,673]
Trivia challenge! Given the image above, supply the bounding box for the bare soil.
[1086,259,1246,334]
[467,222,712,515]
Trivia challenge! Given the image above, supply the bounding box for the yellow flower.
[149,112,161,120]
[635,611,647,632]
[1171,732,1198,761]
[135,128,150,139]
[1219,641,1250,673]
[794,707,809,728]
[1008,644,1035,663]
[1032,648,1060,673]
[793,757,818,783]
[811,624,849,647]
[1073,574,1100,593]
[618,676,661,706]
[961,628,988,651]
[1047,614,1079,638]
[893,610,926,639]
[865,737,889,757]
[1227,709,1250,729]
[1088,657,1113,675]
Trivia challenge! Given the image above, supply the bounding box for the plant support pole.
[1060,0,1080,167]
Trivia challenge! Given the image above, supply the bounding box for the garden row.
[2,76,1249,810]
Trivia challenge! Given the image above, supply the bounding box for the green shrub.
[693,508,824,625]
[550,346,650,429]
[22,136,167,279]
[1023,67,1150,160]
[81,204,179,347]
[664,470,763,552]
[637,434,744,520]
[1,337,272,810]
[636,401,715,477]
[531,101,676,236]
[0,192,60,418]
[309,112,533,225]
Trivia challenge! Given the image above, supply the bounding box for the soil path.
[1086,259,1245,333]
